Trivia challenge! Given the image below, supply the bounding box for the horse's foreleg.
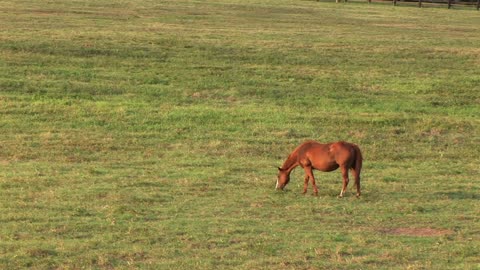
[304,166,318,196]
[303,174,309,194]
[339,166,349,198]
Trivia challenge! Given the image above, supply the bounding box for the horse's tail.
[352,144,363,174]
[352,144,363,197]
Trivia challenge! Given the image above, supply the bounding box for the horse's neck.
[281,152,298,173]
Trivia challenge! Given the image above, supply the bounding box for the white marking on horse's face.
[276,179,279,189]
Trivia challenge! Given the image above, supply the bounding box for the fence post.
[418,0,422,7]
[477,0,479,10]
[393,0,397,6]
[448,0,452,9]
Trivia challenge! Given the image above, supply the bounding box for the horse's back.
[301,140,352,152]
[298,140,359,159]
[298,141,331,156]
[297,141,338,171]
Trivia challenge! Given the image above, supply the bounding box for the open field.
[0,0,479,269]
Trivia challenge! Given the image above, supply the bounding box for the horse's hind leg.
[339,165,349,198]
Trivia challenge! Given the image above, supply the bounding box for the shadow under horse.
[276,140,363,197]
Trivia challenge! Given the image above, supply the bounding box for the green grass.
[1,0,479,269]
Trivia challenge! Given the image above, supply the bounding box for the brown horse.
[276,140,363,197]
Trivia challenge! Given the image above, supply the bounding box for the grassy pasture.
[0,0,479,269]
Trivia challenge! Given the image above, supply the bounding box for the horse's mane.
[281,142,310,171]
[281,153,297,170]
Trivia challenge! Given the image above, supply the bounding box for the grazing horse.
[276,140,363,197]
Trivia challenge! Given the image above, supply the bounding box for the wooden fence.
[325,0,480,9]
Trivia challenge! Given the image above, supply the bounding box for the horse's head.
[276,167,290,190]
